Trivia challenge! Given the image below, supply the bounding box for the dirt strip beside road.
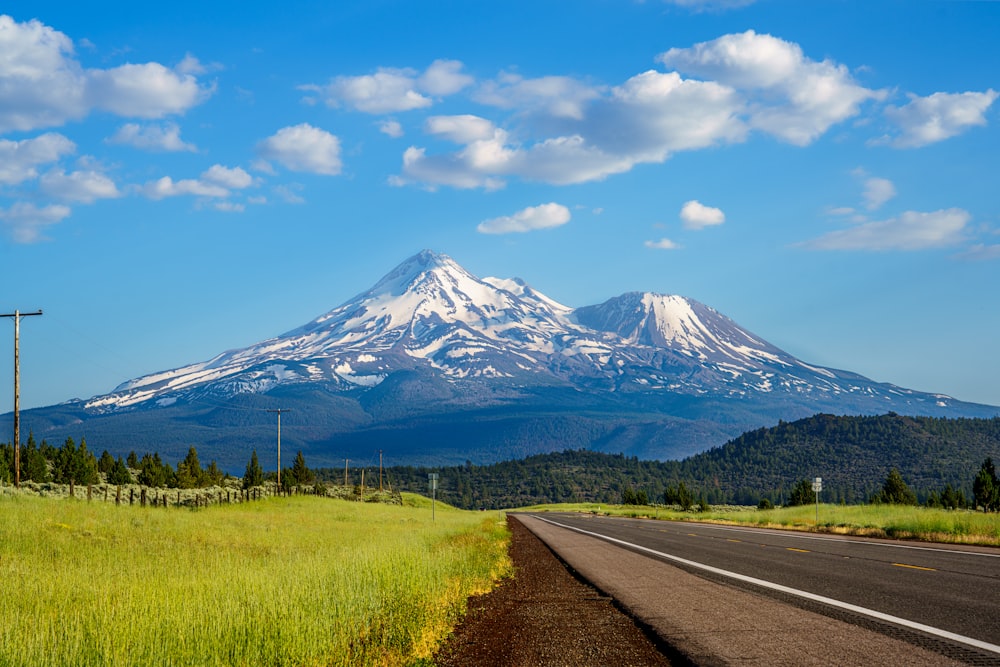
[516,514,963,667]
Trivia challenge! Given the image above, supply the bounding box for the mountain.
[9,250,998,470]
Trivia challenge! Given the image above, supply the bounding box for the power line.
[2,309,43,488]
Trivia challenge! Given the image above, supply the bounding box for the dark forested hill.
[339,414,1000,509]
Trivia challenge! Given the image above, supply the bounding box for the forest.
[4,413,999,512]
[367,413,1000,510]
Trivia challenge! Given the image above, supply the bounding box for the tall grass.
[0,493,510,666]
[523,502,1000,545]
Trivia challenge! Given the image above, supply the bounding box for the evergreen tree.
[127,450,139,469]
[175,446,202,489]
[0,443,10,484]
[875,469,917,505]
[204,460,224,486]
[973,457,999,512]
[138,452,171,488]
[243,449,263,490]
[21,433,49,483]
[788,479,816,506]
[291,451,313,486]
[97,450,115,474]
[107,456,134,485]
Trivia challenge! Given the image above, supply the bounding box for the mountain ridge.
[8,250,998,469]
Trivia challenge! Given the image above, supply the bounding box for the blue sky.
[2,0,999,413]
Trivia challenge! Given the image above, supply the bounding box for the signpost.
[812,477,822,524]
[428,473,438,521]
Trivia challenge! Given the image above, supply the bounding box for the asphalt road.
[529,513,1000,657]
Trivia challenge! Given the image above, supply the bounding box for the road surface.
[517,512,1000,665]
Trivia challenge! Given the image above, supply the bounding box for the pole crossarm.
[3,309,43,488]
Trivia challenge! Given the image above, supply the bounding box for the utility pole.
[2,309,42,488]
[266,409,291,488]
[379,450,383,493]
[344,458,349,486]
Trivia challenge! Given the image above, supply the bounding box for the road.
[522,513,1000,663]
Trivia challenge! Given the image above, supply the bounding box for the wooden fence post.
[140,488,147,507]
[129,488,134,505]
[87,484,92,501]
[116,486,121,505]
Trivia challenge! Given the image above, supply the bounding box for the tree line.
[377,414,1000,511]
[0,433,317,494]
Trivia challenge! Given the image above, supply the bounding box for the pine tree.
[176,447,202,489]
[876,468,917,505]
[788,479,816,506]
[973,457,999,512]
[291,451,313,486]
[243,449,263,490]
[97,450,115,474]
[107,456,134,485]
[21,433,49,483]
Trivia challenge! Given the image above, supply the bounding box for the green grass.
[0,493,510,666]
[521,502,1000,546]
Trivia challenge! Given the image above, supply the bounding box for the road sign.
[812,477,822,493]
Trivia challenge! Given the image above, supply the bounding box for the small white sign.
[812,477,822,492]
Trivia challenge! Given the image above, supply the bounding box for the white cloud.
[0,132,76,184]
[0,15,88,132]
[475,73,602,120]
[107,122,197,152]
[645,238,681,249]
[201,164,254,189]
[802,208,970,251]
[658,30,882,145]
[0,16,212,133]
[378,120,404,138]
[86,62,211,118]
[140,176,229,200]
[139,164,254,200]
[862,176,896,211]
[305,60,473,115]
[38,168,120,203]
[883,90,998,148]
[0,201,71,243]
[425,115,496,143]
[257,123,342,175]
[477,203,571,234]
[402,69,744,188]
[680,200,725,229]
[418,59,474,96]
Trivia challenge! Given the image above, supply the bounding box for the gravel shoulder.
[432,514,675,666]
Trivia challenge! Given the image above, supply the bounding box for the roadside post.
[812,477,822,524]
[428,473,438,521]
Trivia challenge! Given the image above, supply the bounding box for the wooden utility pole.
[379,450,383,492]
[2,309,42,488]
[266,409,291,487]
[344,458,349,486]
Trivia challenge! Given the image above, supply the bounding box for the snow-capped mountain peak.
[84,250,977,417]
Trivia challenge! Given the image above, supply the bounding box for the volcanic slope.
[14,250,998,468]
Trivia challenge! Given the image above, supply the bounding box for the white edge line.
[534,515,1000,656]
[664,521,1000,558]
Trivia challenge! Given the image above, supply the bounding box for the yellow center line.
[786,547,810,553]
[727,538,742,543]
[893,563,936,572]
[687,533,698,537]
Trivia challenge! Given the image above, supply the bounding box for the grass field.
[0,492,510,666]
[521,502,1000,546]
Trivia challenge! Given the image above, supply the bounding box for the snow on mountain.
[84,250,970,414]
